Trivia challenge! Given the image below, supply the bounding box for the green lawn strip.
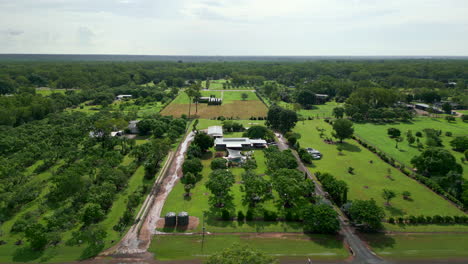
[383,223,468,232]
[278,101,343,118]
[196,119,265,130]
[456,110,468,114]
[202,79,226,90]
[354,117,468,179]
[221,91,258,102]
[160,150,303,233]
[294,120,465,217]
[361,233,468,260]
[35,88,73,96]
[149,234,348,261]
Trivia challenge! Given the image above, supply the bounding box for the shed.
[207,126,223,138]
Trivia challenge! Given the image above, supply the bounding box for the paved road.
[275,133,387,264]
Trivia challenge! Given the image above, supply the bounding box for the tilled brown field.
[161,100,268,119]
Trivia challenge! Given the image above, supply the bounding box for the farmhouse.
[414,103,443,113]
[116,94,132,100]
[207,126,223,138]
[214,137,267,150]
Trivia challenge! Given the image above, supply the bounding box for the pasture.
[293,119,465,218]
[361,233,468,260]
[278,101,343,118]
[354,117,468,179]
[161,91,268,119]
[149,234,348,261]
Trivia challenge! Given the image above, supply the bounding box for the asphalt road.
[274,133,387,264]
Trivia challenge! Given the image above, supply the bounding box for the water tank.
[165,212,176,227]
[177,211,189,226]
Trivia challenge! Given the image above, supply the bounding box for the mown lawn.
[278,101,343,118]
[149,234,348,261]
[36,88,77,96]
[293,120,465,218]
[196,119,266,130]
[361,233,468,260]
[354,117,468,179]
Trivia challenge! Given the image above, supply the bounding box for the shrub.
[444,216,453,223]
[433,215,444,223]
[425,216,432,223]
[211,158,227,170]
[416,215,426,224]
[445,131,453,137]
[408,215,417,224]
[237,211,245,221]
[415,131,422,137]
[398,217,404,224]
[388,217,395,224]
[246,210,254,221]
[221,210,231,221]
[263,211,278,221]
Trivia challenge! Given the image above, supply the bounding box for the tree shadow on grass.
[359,233,396,250]
[201,151,213,160]
[13,246,44,262]
[337,142,361,152]
[79,243,105,260]
[384,206,405,216]
[304,233,346,249]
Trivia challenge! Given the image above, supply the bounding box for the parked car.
[306,148,322,159]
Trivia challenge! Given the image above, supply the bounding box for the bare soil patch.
[161,100,268,119]
[156,216,200,231]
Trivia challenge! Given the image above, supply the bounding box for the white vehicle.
[306,148,322,159]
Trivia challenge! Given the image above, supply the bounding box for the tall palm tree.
[185,85,197,119]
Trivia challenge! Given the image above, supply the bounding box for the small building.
[214,138,267,150]
[315,94,329,104]
[116,94,132,100]
[110,130,124,137]
[128,120,140,134]
[197,95,222,105]
[207,126,223,138]
[415,103,443,113]
[165,212,176,227]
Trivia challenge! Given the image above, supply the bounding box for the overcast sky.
[1,0,467,55]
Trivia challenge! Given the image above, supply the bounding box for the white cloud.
[0,0,467,55]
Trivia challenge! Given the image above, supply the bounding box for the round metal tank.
[165,212,176,227]
[177,211,189,226]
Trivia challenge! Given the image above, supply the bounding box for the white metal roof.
[208,126,223,136]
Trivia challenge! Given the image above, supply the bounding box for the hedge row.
[388,215,468,225]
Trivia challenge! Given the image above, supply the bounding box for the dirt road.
[99,130,195,259]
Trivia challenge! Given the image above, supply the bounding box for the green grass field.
[149,234,348,261]
[354,117,468,179]
[201,79,254,90]
[35,88,76,96]
[278,101,343,118]
[196,119,266,130]
[293,120,465,219]
[67,100,163,118]
[361,233,468,260]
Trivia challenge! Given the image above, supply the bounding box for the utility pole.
[201,211,206,253]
